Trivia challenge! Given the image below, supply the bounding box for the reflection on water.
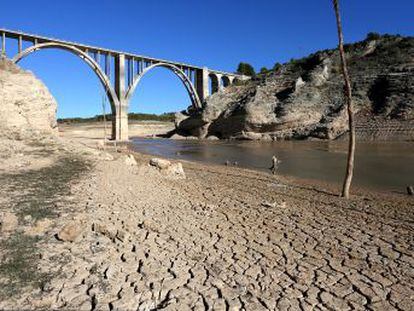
[130,138,414,192]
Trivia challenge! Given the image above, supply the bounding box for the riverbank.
[58,120,175,142]
[0,130,413,310]
[129,137,414,193]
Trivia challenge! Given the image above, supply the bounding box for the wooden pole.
[332,0,356,199]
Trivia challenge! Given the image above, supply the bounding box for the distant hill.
[176,33,414,141]
[58,112,175,123]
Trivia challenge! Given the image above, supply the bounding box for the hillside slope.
[176,34,414,141]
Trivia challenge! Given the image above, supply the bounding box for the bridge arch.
[221,75,231,88]
[208,73,219,95]
[12,42,119,115]
[125,63,201,109]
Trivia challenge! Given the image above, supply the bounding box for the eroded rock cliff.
[176,34,414,141]
[0,57,58,140]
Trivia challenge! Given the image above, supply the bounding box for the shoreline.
[56,120,414,196]
[127,135,414,196]
[127,144,412,201]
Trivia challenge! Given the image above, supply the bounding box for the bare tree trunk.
[332,0,356,199]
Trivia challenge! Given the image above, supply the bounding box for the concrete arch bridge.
[1,29,247,140]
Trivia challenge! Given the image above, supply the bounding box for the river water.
[130,138,414,192]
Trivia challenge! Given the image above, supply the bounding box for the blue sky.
[2,0,413,118]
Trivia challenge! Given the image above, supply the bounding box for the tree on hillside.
[366,32,381,41]
[273,62,282,71]
[332,0,356,199]
[260,67,268,74]
[236,62,256,77]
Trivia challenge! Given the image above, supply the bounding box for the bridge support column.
[216,74,223,91]
[1,32,5,56]
[196,67,209,104]
[113,102,129,141]
[113,53,129,141]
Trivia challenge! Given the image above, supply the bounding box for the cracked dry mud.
[1,144,413,311]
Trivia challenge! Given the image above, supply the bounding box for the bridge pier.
[195,67,209,103]
[113,102,129,141]
[114,53,129,141]
[1,32,5,56]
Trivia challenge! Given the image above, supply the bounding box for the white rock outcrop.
[0,57,57,140]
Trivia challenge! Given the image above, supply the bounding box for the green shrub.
[259,67,268,74]
[366,32,381,41]
[236,62,256,77]
[273,62,282,71]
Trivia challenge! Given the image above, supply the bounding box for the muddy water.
[130,138,414,192]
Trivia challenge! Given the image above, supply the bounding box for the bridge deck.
[0,28,238,76]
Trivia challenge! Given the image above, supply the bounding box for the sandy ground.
[58,120,175,142]
[0,124,413,310]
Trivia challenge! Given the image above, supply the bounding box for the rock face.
[176,35,414,141]
[0,57,58,140]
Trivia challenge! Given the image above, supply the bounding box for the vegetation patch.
[0,147,90,298]
[0,233,51,299]
[0,155,90,221]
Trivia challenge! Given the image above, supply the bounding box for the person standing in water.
[270,156,280,175]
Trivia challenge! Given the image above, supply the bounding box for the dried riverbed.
[0,134,413,310]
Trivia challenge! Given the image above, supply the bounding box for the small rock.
[93,223,117,240]
[104,265,118,279]
[96,140,106,150]
[149,158,171,169]
[407,185,413,196]
[206,135,220,140]
[261,201,286,209]
[149,158,185,179]
[124,154,137,166]
[25,218,53,236]
[0,212,18,233]
[57,222,83,242]
[170,133,186,140]
[101,152,114,161]
[262,202,277,208]
[116,229,129,242]
[164,162,186,179]
[142,219,165,233]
